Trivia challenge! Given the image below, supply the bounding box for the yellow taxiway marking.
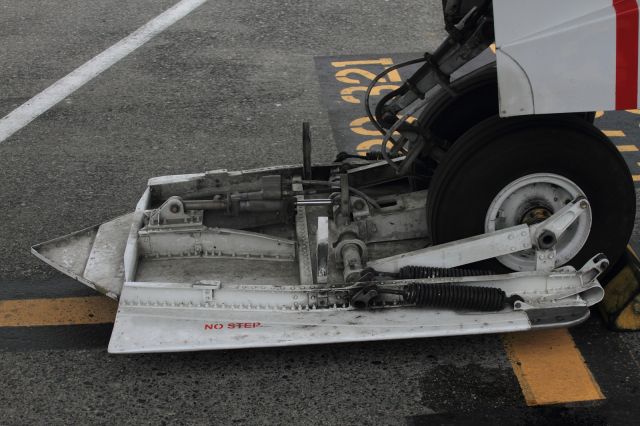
[603,130,626,137]
[0,296,117,327]
[503,329,604,406]
[617,144,638,152]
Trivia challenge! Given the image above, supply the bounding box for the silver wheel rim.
[484,173,592,271]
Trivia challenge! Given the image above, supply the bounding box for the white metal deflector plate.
[108,271,600,354]
[31,213,132,299]
[108,306,535,353]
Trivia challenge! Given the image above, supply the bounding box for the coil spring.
[398,265,490,279]
[403,283,506,311]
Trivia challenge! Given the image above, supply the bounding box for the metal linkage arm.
[367,224,531,273]
[367,198,590,273]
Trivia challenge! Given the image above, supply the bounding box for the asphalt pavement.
[2,1,640,424]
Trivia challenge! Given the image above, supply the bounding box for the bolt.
[170,203,180,213]
[579,200,589,209]
[353,199,365,210]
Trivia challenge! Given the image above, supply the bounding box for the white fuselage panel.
[494,0,637,115]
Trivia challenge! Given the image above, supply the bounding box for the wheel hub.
[485,173,592,271]
[520,207,552,226]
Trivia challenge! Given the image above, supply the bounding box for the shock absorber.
[402,283,507,311]
[350,266,517,311]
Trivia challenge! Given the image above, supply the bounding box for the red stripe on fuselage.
[614,0,639,109]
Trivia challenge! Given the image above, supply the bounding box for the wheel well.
[418,63,499,148]
[418,63,595,149]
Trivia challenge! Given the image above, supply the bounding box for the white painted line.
[0,0,208,144]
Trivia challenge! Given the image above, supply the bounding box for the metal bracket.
[535,249,556,272]
[193,280,221,303]
[295,195,314,285]
[147,196,203,228]
[316,217,329,284]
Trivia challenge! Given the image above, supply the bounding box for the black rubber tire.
[426,115,636,272]
[419,63,499,147]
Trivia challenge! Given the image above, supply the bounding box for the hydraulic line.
[380,97,430,173]
[364,57,428,135]
[300,180,381,209]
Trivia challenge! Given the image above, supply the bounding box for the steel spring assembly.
[398,265,491,279]
[403,283,506,311]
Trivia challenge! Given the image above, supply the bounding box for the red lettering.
[205,322,263,330]
[204,323,224,330]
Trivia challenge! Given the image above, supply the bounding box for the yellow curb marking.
[503,329,604,406]
[0,296,117,327]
